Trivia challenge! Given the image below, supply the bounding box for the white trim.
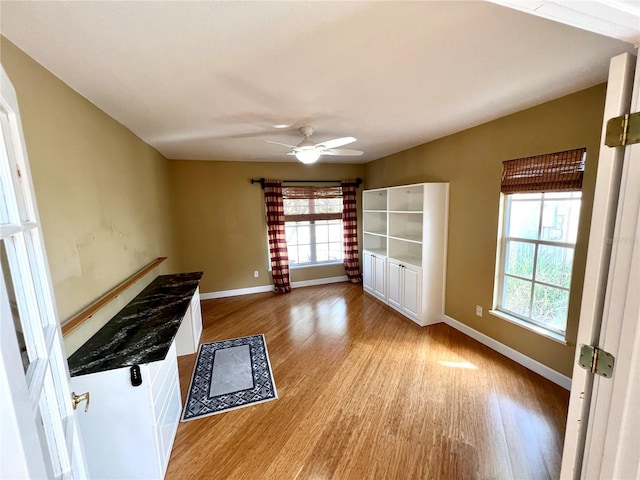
[200,285,274,300]
[291,275,348,288]
[199,276,349,300]
[443,314,572,390]
[487,1,640,46]
[489,309,568,345]
[289,261,343,270]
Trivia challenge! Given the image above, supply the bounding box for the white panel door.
[372,254,387,301]
[0,65,87,479]
[401,264,421,320]
[580,51,640,480]
[561,51,640,479]
[363,250,374,293]
[387,259,402,309]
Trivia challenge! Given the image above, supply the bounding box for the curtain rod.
[250,178,362,189]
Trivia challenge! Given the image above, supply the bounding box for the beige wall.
[2,35,606,376]
[168,160,364,294]
[1,38,178,328]
[365,84,606,377]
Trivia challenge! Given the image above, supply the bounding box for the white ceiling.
[0,1,638,164]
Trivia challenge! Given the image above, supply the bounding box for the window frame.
[283,193,344,268]
[495,191,582,337]
[285,218,344,268]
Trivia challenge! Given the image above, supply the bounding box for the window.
[498,192,581,335]
[495,148,586,337]
[283,187,343,267]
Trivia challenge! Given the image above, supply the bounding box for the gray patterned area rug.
[181,334,277,421]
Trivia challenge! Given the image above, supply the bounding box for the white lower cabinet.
[70,341,181,480]
[363,250,387,302]
[387,259,422,322]
[175,286,203,356]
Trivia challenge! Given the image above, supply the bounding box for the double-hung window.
[495,148,586,337]
[283,186,343,267]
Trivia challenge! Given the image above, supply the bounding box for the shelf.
[388,185,424,212]
[363,190,387,211]
[364,231,386,237]
[388,212,423,242]
[388,235,422,244]
[363,233,387,255]
[388,237,422,267]
[363,211,387,236]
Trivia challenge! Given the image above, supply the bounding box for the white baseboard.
[291,275,348,288]
[200,285,274,300]
[442,315,572,390]
[200,276,349,300]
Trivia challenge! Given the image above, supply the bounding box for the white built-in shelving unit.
[362,183,449,326]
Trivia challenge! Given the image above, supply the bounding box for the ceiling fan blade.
[324,148,363,156]
[316,136,356,149]
[264,140,297,148]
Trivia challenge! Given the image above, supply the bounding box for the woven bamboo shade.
[501,148,586,194]
[283,186,343,222]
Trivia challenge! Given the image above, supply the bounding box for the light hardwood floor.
[166,283,569,480]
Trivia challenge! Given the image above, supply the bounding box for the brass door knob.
[71,391,90,412]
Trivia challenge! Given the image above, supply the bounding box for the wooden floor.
[166,283,569,480]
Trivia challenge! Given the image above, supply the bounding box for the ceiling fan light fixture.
[264,125,362,163]
[295,149,321,164]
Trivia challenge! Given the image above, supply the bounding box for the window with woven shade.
[494,148,586,338]
[282,186,344,267]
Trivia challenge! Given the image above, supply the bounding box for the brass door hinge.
[605,111,640,147]
[578,344,615,378]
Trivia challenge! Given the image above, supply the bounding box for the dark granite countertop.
[68,271,203,377]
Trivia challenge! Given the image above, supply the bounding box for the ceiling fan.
[265,126,363,164]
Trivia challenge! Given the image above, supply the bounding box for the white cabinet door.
[387,259,422,322]
[363,251,374,293]
[372,254,387,301]
[387,259,402,309]
[363,250,387,302]
[401,264,422,320]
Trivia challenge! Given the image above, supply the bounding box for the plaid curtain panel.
[264,180,291,293]
[341,179,362,283]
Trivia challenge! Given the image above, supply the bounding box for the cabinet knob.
[72,391,90,412]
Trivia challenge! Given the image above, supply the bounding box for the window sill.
[488,310,568,345]
[289,261,343,270]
